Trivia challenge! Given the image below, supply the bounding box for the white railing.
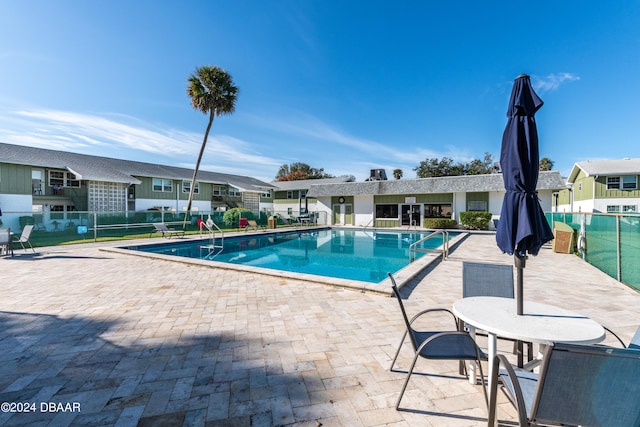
[409,230,449,262]
[200,217,224,259]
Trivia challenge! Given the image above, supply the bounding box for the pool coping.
[101,227,469,295]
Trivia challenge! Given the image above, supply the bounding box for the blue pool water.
[128,228,458,283]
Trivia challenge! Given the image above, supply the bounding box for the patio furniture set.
[388,262,640,427]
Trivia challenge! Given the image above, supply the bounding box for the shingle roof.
[271,176,355,191]
[0,142,276,191]
[306,171,567,197]
[569,158,640,182]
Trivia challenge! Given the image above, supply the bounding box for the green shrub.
[459,211,492,230]
[223,208,254,228]
[423,218,458,229]
[19,216,35,228]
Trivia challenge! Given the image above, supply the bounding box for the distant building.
[558,158,640,213]
[307,171,566,227]
[0,142,275,230]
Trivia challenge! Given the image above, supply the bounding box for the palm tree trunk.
[183,110,215,228]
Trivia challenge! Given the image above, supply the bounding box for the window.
[48,170,80,188]
[468,201,487,212]
[261,191,272,198]
[424,203,453,218]
[213,185,227,196]
[607,177,620,190]
[300,190,307,199]
[229,187,240,196]
[182,181,199,194]
[623,205,637,212]
[375,204,399,219]
[152,178,173,192]
[287,191,293,199]
[623,176,637,190]
[607,176,637,190]
[607,205,620,213]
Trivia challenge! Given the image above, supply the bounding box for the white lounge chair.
[13,224,35,252]
[151,223,185,238]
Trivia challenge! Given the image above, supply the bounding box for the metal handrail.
[409,230,449,262]
[363,217,374,232]
[199,218,224,259]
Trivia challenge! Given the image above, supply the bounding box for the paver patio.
[1,231,638,426]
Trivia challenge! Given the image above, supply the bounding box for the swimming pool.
[125,228,459,283]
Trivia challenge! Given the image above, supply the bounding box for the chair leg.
[390,330,408,371]
[395,351,420,409]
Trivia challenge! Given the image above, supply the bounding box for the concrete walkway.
[1,232,638,426]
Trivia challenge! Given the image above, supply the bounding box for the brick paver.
[1,232,638,426]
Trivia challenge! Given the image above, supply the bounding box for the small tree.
[393,168,403,180]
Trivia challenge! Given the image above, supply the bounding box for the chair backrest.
[153,223,169,232]
[0,228,10,245]
[21,224,34,239]
[388,273,420,351]
[239,218,248,227]
[462,261,514,298]
[248,220,258,227]
[629,326,640,350]
[531,342,640,427]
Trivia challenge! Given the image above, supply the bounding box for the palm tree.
[393,168,403,180]
[184,66,239,225]
[539,157,554,171]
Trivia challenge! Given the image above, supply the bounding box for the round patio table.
[453,296,605,389]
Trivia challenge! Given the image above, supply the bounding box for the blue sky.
[1,1,639,183]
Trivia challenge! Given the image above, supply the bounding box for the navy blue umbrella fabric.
[496,74,553,257]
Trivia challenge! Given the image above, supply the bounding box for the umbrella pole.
[514,253,527,315]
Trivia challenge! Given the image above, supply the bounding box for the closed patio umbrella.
[496,74,553,315]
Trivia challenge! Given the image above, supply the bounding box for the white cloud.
[532,73,580,94]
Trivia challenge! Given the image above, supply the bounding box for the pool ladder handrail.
[409,230,449,262]
[200,219,224,259]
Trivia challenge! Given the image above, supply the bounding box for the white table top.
[453,296,605,346]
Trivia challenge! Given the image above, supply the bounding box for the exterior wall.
[594,176,640,199]
[0,163,32,194]
[593,198,639,213]
[537,189,554,212]
[353,195,374,227]
[0,194,33,229]
[572,170,593,202]
[313,197,332,225]
[133,177,211,202]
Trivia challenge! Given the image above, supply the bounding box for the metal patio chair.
[488,342,640,427]
[388,273,488,411]
[461,261,533,367]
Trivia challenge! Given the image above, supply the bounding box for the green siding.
[375,219,400,227]
[133,177,210,201]
[0,163,31,194]
[558,189,571,205]
[594,176,640,199]
[573,170,593,202]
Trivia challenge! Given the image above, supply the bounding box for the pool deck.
[1,230,639,426]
